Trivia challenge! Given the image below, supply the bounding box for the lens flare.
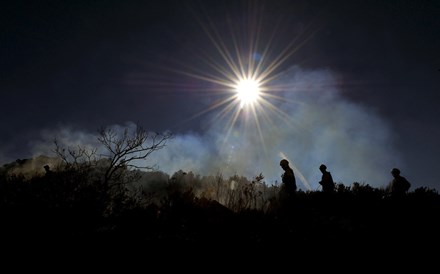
[235,78,261,108]
[137,2,319,155]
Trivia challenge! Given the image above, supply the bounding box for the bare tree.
[97,124,173,187]
[53,139,97,171]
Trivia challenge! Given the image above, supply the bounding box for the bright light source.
[236,78,261,107]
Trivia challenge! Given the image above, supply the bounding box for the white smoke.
[30,126,103,157]
[29,66,402,190]
[146,66,403,189]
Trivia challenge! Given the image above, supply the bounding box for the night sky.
[1,0,439,190]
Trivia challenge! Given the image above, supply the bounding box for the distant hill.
[0,155,62,178]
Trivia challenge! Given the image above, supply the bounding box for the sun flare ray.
[147,2,321,157]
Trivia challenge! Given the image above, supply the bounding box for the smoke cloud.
[29,66,402,190]
[147,66,403,189]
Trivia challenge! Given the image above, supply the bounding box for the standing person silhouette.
[318,164,334,193]
[279,159,297,210]
[388,168,411,197]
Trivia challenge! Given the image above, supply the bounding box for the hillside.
[1,157,439,257]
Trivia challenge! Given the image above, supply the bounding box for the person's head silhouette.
[280,159,289,170]
[391,168,400,177]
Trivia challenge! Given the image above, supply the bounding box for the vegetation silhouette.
[1,128,439,253]
[1,158,439,252]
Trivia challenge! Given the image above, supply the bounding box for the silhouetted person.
[388,168,411,196]
[43,165,54,177]
[278,159,297,210]
[318,164,334,193]
[44,165,52,175]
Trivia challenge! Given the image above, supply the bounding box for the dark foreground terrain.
[2,188,439,248]
[1,164,439,264]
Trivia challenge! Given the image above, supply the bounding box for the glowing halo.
[138,2,320,155]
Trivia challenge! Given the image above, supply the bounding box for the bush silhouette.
[1,158,440,250]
